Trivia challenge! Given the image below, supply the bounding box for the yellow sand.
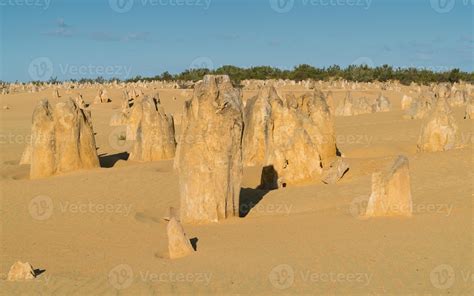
[0,85,472,294]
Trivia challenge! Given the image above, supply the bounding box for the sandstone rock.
[19,144,31,165]
[175,75,243,224]
[335,92,373,116]
[417,97,459,152]
[365,155,412,217]
[7,261,35,281]
[52,89,60,99]
[29,99,99,179]
[403,94,434,120]
[465,96,474,119]
[372,93,391,112]
[295,91,337,167]
[110,92,133,127]
[94,89,111,104]
[449,90,467,107]
[324,91,335,114]
[321,158,350,184]
[167,208,195,259]
[242,86,277,166]
[74,94,86,109]
[401,95,413,110]
[129,95,176,162]
[264,95,323,188]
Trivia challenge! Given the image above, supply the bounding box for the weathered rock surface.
[7,261,36,281]
[401,95,413,110]
[365,155,412,217]
[242,86,277,166]
[403,93,435,120]
[464,95,474,119]
[167,208,195,259]
[94,89,111,104]
[449,90,467,107]
[417,97,459,152]
[129,95,176,162]
[372,93,391,112]
[321,158,350,184]
[175,75,243,224]
[110,92,133,127]
[295,91,337,167]
[264,94,324,188]
[27,99,99,179]
[335,92,373,116]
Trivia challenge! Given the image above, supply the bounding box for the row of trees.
[127,64,474,85]
[5,64,473,87]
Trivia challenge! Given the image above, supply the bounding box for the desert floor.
[0,86,472,294]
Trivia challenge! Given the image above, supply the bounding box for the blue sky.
[0,0,472,82]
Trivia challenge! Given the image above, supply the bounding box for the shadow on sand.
[239,165,280,217]
[99,152,129,168]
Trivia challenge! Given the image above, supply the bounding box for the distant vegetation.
[5,64,474,86]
